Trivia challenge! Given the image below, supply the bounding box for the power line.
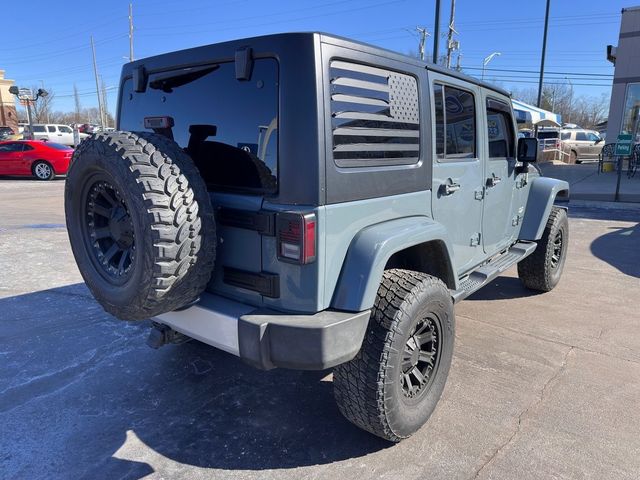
[463,66,613,77]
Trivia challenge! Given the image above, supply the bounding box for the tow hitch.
[146,322,192,349]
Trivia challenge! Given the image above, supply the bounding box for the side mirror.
[517,137,538,163]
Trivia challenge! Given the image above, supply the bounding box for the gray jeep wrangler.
[65,33,569,442]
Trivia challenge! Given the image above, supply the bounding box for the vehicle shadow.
[466,275,539,301]
[590,223,640,278]
[0,175,65,181]
[0,284,390,479]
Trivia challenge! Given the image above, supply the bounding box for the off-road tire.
[333,269,455,442]
[518,206,568,292]
[65,131,216,320]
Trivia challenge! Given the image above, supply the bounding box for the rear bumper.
[154,293,370,370]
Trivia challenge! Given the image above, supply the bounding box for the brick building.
[0,70,19,132]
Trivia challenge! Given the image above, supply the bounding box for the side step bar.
[451,241,537,303]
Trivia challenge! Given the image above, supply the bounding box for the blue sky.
[2,0,627,115]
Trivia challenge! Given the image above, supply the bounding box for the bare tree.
[30,86,55,124]
[100,78,109,128]
[73,84,81,124]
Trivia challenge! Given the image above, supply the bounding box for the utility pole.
[91,36,106,130]
[455,52,462,71]
[416,27,430,61]
[101,76,109,128]
[432,0,441,64]
[445,0,457,68]
[537,0,551,108]
[128,3,134,62]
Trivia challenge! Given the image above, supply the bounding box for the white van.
[27,124,89,147]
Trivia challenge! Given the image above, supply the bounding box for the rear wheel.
[518,207,568,292]
[65,131,216,320]
[33,161,54,180]
[333,269,454,442]
[570,150,579,164]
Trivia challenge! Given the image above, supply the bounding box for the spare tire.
[65,131,216,320]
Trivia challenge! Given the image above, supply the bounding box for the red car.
[0,140,73,180]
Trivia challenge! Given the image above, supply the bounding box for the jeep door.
[481,94,521,255]
[429,73,484,275]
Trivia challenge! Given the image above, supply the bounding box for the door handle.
[441,182,461,195]
[486,174,501,187]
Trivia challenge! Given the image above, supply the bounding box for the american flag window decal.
[330,60,420,168]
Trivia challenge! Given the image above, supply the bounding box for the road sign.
[616,133,633,143]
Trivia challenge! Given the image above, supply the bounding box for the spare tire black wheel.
[65,131,216,321]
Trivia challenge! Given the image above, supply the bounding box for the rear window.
[537,131,559,139]
[119,59,278,194]
[46,142,72,150]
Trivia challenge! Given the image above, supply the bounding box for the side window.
[0,143,22,152]
[587,133,600,142]
[561,132,571,140]
[329,60,420,167]
[59,126,72,134]
[33,126,46,133]
[433,83,476,160]
[575,132,588,141]
[47,126,56,133]
[486,97,515,159]
[22,144,34,151]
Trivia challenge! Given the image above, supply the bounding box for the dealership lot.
[1,179,639,480]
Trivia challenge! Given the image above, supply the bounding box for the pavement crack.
[470,346,575,479]
[457,314,640,366]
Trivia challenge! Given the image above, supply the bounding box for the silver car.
[560,129,603,163]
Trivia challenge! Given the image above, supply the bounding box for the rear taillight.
[276,212,316,264]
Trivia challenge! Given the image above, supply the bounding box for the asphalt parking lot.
[1,179,639,480]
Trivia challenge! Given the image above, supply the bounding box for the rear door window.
[32,126,46,133]
[47,126,56,133]
[434,83,476,160]
[119,59,279,194]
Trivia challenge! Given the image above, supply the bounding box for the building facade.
[0,70,19,132]
[606,6,640,142]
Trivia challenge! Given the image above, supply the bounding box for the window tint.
[587,132,600,142]
[47,126,56,133]
[575,132,588,141]
[0,142,23,152]
[120,59,278,194]
[32,125,46,133]
[23,144,34,151]
[561,132,571,140]
[486,98,515,158]
[46,142,71,151]
[433,84,476,160]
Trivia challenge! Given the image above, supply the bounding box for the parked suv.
[65,33,569,442]
[560,128,603,163]
[27,124,88,146]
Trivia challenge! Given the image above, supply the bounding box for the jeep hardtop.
[65,32,569,442]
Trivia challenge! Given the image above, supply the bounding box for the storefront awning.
[512,99,562,126]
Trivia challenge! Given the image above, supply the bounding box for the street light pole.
[482,52,501,81]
